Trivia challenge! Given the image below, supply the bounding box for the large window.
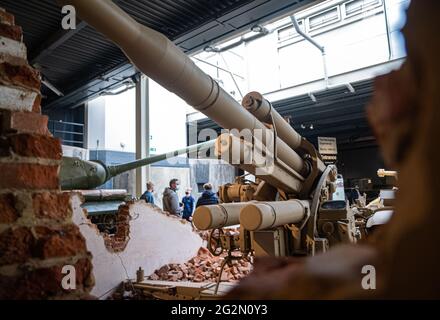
[308,6,340,31]
[344,0,382,17]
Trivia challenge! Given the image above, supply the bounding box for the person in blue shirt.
[140,181,155,204]
[196,183,219,208]
[181,188,195,221]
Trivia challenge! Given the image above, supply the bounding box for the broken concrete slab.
[70,194,203,299]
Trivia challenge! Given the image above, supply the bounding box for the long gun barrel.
[377,169,398,179]
[242,92,302,150]
[242,91,325,173]
[192,200,309,231]
[193,203,248,230]
[60,139,215,190]
[58,0,309,184]
[239,200,309,231]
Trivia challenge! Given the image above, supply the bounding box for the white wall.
[87,97,106,150]
[149,80,188,155]
[104,88,136,153]
[245,34,280,93]
[87,81,190,156]
[87,88,136,153]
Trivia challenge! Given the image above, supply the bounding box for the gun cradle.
[194,165,361,258]
[203,205,358,258]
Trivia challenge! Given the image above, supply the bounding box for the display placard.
[318,137,337,164]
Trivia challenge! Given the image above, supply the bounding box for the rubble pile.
[194,230,210,242]
[147,247,253,283]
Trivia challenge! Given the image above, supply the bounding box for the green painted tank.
[60,139,215,233]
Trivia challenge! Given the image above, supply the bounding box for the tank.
[60,139,215,233]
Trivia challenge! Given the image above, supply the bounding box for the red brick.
[34,225,87,259]
[68,257,94,290]
[0,11,14,26]
[1,134,62,159]
[32,94,41,113]
[0,52,27,67]
[32,192,71,221]
[0,258,94,299]
[0,163,59,190]
[148,230,253,283]
[0,110,49,135]
[0,193,19,223]
[0,24,22,41]
[104,236,129,253]
[0,62,40,91]
[0,227,34,265]
[103,205,131,252]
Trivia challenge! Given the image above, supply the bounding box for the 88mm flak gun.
[59,0,362,256]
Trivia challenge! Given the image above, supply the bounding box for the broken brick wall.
[102,202,131,252]
[71,198,203,298]
[0,8,93,299]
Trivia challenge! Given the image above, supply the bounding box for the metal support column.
[83,102,89,149]
[135,74,150,197]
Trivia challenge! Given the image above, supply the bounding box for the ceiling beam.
[30,20,88,66]
[30,0,126,67]
[42,0,318,111]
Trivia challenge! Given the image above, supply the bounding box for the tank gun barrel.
[107,139,215,178]
[60,139,215,190]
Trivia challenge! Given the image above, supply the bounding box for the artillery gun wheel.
[208,228,224,256]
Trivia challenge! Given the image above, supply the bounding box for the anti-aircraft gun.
[58,0,361,255]
[60,140,215,232]
[193,101,357,258]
